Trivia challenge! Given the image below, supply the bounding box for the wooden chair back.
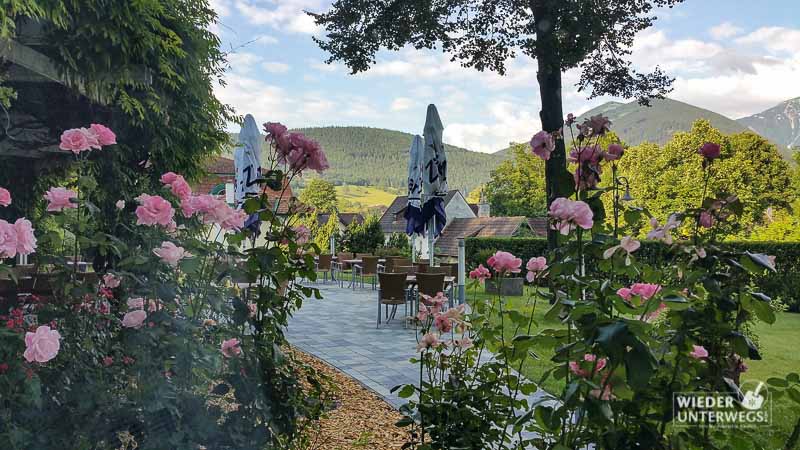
[378,272,407,303]
[416,273,445,299]
[317,254,333,271]
[361,256,380,275]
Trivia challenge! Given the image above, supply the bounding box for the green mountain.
[737,98,800,158]
[575,98,748,146]
[286,126,505,194]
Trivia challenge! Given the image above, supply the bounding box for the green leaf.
[767,377,788,388]
[787,387,800,405]
[396,384,415,398]
[744,252,776,273]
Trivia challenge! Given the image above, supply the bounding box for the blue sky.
[211,0,800,153]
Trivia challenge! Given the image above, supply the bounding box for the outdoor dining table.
[340,259,387,289]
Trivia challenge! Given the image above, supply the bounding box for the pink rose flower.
[59,128,92,154]
[569,145,604,165]
[530,131,555,161]
[699,211,715,228]
[153,241,192,267]
[617,287,632,301]
[180,194,214,217]
[630,283,662,302]
[454,336,473,349]
[102,356,114,367]
[0,187,10,207]
[88,124,116,146]
[469,264,491,281]
[569,361,588,378]
[277,132,330,174]
[603,235,640,259]
[0,220,18,258]
[698,142,721,160]
[416,332,441,352]
[160,172,179,185]
[549,197,594,235]
[13,218,36,256]
[169,175,192,200]
[44,187,78,212]
[221,338,242,358]
[647,214,681,245]
[487,251,522,274]
[689,345,709,359]
[127,297,144,310]
[219,208,247,231]
[135,194,175,227]
[122,310,147,328]
[248,303,257,318]
[115,200,125,210]
[433,314,453,333]
[604,143,624,161]
[23,325,61,363]
[565,113,576,126]
[525,256,547,282]
[263,122,288,140]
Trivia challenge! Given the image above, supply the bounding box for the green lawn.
[467,286,800,443]
[335,185,402,213]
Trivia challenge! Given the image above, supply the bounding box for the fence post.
[458,238,466,305]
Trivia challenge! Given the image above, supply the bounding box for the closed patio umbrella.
[233,114,262,234]
[404,135,425,236]
[421,104,448,265]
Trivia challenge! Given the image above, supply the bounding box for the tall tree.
[484,144,547,218]
[311,0,683,248]
[299,178,339,213]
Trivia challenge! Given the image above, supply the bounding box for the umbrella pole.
[428,216,435,267]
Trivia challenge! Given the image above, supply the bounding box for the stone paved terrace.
[286,281,422,408]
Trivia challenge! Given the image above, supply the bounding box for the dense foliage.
[341,214,384,254]
[298,178,338,214]
[1,0,233,226]
[484,144,548,218]
[291,127,504,193]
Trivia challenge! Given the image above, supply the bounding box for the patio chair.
[334,252,354,287]
[377,272,410,327]
[416,273,446,306]
[316,254,333,283]
[394,265,417,274]
[382,256,403,273]
[425,266,452,276]
[353,256,381,290]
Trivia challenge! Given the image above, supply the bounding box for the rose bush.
[0,124,332,449]
[396,115,800,449]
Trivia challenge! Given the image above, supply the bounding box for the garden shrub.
[467,237,800,312]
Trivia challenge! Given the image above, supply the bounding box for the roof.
[378,190,465,234]
[527,217,549,237]
[468,203,479,215]
[435,216,529,257]
[195,157,295,214]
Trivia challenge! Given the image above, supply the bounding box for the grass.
[467,286,800,443]
[335,185,402,214]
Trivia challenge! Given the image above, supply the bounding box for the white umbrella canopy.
[404,135,425,236]
[421,104,448,238]
[233,114,262,205]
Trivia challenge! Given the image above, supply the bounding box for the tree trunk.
[532,1,567,250]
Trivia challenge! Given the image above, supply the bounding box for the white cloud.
[709,22,743,40]
[234,0,324,34]
[736,27,800,54]
[444,101,540,153]
[391,97,414,111]
[254,34,278,45]
[226,52,263,74]
[210,0,232,18]
[215,73,286,122]
[262,62,290,73]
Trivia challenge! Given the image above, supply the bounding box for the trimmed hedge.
[466,237,800,312]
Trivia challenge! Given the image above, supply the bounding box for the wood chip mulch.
[294,348,408,450]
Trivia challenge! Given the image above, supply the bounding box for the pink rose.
[13,218,36,256]
[487,251,522,274]
[647,215,681,245]
[416,332,441,352]
[549,198,594,235]
[530,131,555,161]
[565,113,576,126]
[699,211,715,228]
[102,273,120,288]
[102,356,114,367]
[263,122,288,140]
[44,187,78,212]
[468,264,491,281]
[698,142,721,160]
[0,220,18,258]
[525,256,547,282]
[602,236,640,259]
[59,128,92,154]
[153,241,192,267]
[248,303,257,318]
[293,225,311,245]
[88,124,116,146]
[569,145,604,165]
[630,283,662,301]
[454,336,473,349]
[569,361,588,378]
[23,325,61,363]
[221,338,242,358]
[169,176,192,200]
[135,194,175,227]
[604,143,624,161]
[433,314,453,333]
[219,208,247,231]
[115,200,125,210]
[122,310,147,328]
[127,297,144,310]
[617,287,632,301]
[160,172,179,185]
[0,187,10,207]
[689,345,708,359]
[180,194,214,217]
[277,132,329,174]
